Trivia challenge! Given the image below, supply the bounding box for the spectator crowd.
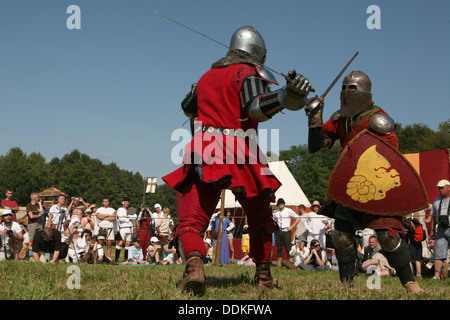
[0,189,182,266]
[1,180,449,283]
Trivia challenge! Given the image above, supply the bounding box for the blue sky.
[0,0,449,183]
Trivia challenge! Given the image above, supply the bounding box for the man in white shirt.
[47,195,69,237]
[96,198,116,261]
[0,209,23,260]
[115,197,137,262]
[273,198,300,266]
[304,200,327,248]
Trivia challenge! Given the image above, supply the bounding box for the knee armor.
[332,230,354,250]
[376,230,401,252]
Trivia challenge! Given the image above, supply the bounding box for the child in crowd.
[123,238,148,265]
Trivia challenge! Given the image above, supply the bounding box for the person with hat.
[147,236,162,264]
[0,208,24,260]
[431,179,450,280]
[304,201,327,249]
[122,237,148,265]
[273,198,301,267]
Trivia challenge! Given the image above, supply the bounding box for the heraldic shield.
[327,130,428,216]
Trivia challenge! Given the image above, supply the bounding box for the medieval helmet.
[229,25,267,64]
[340,70,374,118]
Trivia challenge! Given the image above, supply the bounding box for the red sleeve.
[322,120,340,148]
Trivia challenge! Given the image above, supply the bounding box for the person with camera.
[431,179,450,280]
[68,196,88,216]
[0,208,24,260]
[47,195,69,232]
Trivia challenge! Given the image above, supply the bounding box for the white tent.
[215,160,311,209]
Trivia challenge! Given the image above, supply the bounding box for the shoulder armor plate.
[256,65,279,85]
[369,113,395,135]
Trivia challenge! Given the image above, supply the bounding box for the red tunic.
[163,63,281,199]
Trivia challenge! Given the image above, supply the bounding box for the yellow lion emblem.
[346,145,401,203]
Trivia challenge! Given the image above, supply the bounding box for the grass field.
[0,259,448,301]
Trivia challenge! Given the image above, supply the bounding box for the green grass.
[0,260,448,300]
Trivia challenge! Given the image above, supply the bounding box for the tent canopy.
[38,187,69,198]
[216,160,311,209]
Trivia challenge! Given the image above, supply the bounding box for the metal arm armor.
[242,75,306,122]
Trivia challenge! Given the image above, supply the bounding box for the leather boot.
[403,281,423,294]
[254,263,274,290]
[177,253,206,294]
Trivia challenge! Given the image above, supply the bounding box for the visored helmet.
[340,70,373,118]
[229,25,267,64]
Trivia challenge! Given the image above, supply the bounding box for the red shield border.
[327,130,428,216]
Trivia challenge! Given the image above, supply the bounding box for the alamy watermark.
[66,265,81,289]
[366,5,381,30]
[66,5,81,30]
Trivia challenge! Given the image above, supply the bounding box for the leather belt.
[194,125,258,140]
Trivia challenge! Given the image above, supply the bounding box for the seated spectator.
[204,238,214,263]
[68,229,91,263]
[238,225,251,266]
[17,215,31,260]
[84,234,103,264]
[122,238,148,265]
[299,239,330,271]
[362,235,382,261]
[32,227,61,263]
[288,238,310,268]
[161,241,178,265]
[360,236,395,276]
[0,209,24,260]
[421,236,436,278]
[147,236,162,264]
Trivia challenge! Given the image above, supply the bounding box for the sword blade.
[320,51,359,100]
[155,11,311,88]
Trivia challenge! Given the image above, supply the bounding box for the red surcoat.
[163,63,281,199]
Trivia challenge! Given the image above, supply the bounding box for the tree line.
[0,148,176,214]
[0,120,448,214]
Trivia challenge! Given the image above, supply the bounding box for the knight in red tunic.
[163,26,313,292]
[306,70,422,294]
